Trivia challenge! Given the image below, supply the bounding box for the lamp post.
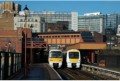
[8,41,11,52]
[30,25,33,65]
[24,5,29,77]
[5,41,11,52]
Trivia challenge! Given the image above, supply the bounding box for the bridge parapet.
[66,42,107,50]
[26,41,47,48]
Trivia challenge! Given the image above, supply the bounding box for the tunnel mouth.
[26,48,48,64]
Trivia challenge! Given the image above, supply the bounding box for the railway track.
[56,68,117,80]
[57,68,95,80]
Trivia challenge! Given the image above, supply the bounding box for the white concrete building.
[71,12,78,31]
[14,14,46,33]
[116,25,120,36]
[78,14,104,34]
[84,12,101,16]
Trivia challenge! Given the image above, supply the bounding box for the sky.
[1,1,120,15]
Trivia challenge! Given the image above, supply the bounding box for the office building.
[104,14,118,35]
[30,11,78,31]
[78,12,104,34]
[14,15,46,33]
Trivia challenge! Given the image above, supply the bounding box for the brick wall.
[0,28,23,53]
[0,10,14,30]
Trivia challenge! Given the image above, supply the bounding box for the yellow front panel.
[69,59,79,62]
[50,58,63,62]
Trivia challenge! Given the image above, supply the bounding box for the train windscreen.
[69,52,79,58]
[50,51,62,58]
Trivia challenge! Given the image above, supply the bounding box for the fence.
[0,52,22,80]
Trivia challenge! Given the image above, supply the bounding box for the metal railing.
[81,64,120,79]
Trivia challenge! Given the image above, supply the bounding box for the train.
[48,49,81,68]
[65,49,81,68]
[48,49,63,68]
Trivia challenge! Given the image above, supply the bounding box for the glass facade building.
[104,14,120,35]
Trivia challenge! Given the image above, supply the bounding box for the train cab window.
[50,51,62,58]
[64,35,66,37]
[69,52,79,58]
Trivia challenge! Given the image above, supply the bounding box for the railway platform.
[23,63,62,80]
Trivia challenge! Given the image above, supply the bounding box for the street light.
[8,41,11,52]
[23,5,29,77]
[30,25,33,64]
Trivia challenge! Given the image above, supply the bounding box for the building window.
[31,24,34,27]
[35,19,38,22]
[20,23,23,27]
[28,19,30,22]
[32,19,34,22]
[74,35,76,37]
[52,36,55,38]
[28,24,30,27]
[55,36,57,38]
[20,19,23,22]
[39,36,42,38]
[49,36,51,38]
[6,13,8,18]
[35,24,37,27]
[77,35,79,37]
[35,30,37,32]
